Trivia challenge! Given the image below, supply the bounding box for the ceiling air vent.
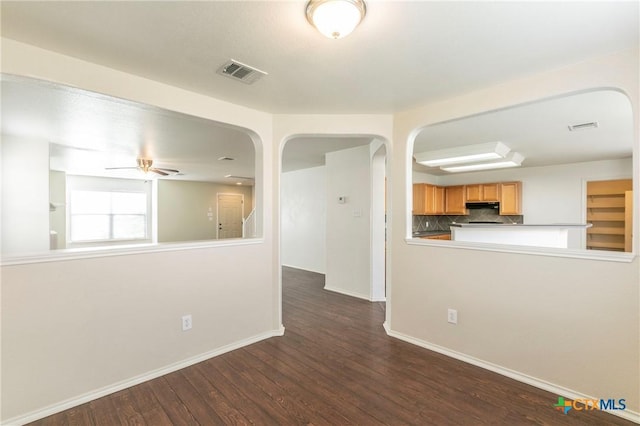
[568,121,599,131]
[217,60,267,85]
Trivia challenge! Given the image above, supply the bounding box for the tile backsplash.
[413,209,523,233]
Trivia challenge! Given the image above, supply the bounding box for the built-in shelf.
[586,179,632,253]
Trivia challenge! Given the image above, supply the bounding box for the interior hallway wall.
[325,145,372,299]
[281,166,326,273]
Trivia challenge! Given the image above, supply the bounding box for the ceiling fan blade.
[151,169,169,176]
[154,167,180,173]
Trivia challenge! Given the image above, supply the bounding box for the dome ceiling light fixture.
[306,0,367,39]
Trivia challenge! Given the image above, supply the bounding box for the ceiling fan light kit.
[306,0,366,39]
[106,158,180,177]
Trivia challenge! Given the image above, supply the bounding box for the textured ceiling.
[413,90,634,175]
[2,1,638,114]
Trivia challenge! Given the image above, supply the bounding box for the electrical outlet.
[182,314,192,331]
[447,309,458,324]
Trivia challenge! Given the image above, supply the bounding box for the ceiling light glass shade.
[415,142,511,167]
[306,0,366,39]
[440,152,525,173]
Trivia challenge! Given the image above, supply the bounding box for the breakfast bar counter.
[450,223,592,248]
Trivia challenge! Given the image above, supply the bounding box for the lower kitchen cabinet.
[420,234,451,240]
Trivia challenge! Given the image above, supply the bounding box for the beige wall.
[158,180,254,242]
[390,48,639,416]
[1,39,276,424]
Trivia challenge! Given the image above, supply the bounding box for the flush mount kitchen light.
[415,141,511,167]
[440,152,525,173]
[306,0,366,39]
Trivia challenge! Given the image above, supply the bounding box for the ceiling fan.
[106,158,180,176]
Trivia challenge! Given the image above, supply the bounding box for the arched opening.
[1,73,263,257]
[280,134,388,313]
[408,89,634,257]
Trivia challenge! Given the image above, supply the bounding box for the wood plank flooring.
[29,266,632,425]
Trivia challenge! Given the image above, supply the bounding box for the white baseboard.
[281,264,326,275]
[2,328,284,426]
[386,329,639,424]
[324,285,370,301]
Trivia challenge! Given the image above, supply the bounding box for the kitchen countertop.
[412,230,451,237]
[450,223,592,228]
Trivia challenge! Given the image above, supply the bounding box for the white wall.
[281,166,326,273]
[1,134,50,255]
[1,39,277,424]
[49,171,67,249]
[325,145,372,299]
[391,48,639,417]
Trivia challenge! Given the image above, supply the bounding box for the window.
[65,175,153,247]
[69,190,148,242]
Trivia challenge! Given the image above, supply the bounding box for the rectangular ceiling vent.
[217,60,267,85]
[568,121,599,131]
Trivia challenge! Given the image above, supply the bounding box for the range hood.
[465,201,499,209]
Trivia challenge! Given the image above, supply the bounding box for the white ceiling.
[413,90,634,175]
[1,1,637,114]
[1,75,256,184]
[0,1,638,177]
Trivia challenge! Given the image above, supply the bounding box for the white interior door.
[217,193,244,239]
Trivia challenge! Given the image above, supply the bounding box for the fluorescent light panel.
[441,152,525,173]
[415,142,510,167]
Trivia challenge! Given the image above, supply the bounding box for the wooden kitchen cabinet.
[466,183,499,202]
[498,182,522,215]
[419,234,451,240]
[445,185,467,215]
[413,184,426,214]
[432,185,445,214]
[413,184,445,215]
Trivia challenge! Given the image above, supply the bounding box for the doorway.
[280,136,388,302]
[217,193,244,239]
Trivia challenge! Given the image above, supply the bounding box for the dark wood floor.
[30,266,631,425]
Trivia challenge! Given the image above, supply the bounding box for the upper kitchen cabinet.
[445,185,467,215]
[466,183,499,202]
[498,182,522,215]
[413,183,445,215]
